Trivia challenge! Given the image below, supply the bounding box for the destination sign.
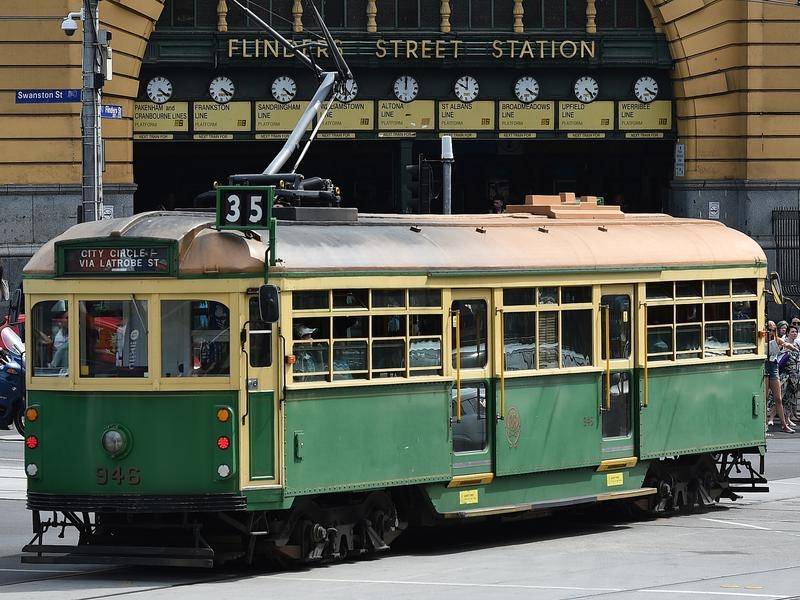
[378,100,435,130]
[193,101,251,131]
[617,100,672,130]
[133,102,189,132]
[256,101,305,131]
[558,101,614,130]
[439,101,495,131]
[499,101,554,130]
[60,245,173,276]
[318,101,374,131]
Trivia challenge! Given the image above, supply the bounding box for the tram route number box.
[216,185,275,231]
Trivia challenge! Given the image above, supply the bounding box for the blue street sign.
[101,104,123,119]
[15,89,81,104]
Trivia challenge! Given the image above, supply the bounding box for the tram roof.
[24,210,767,277]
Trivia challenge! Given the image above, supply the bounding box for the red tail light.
[25,436,39,449]
[216,436,230,450]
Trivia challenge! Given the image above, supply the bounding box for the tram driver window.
[248,297,272,368]
[31,300,69,377]
[161,300,231,377]
[79,300,149,378]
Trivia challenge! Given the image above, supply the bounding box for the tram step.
[21,544,214,568]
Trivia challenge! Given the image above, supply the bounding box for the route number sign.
[216,185,275,230]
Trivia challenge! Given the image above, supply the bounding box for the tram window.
[562,286,591,304]
[31,300,69,377]
[647,305,673,326]
[562,309,592,367]
[372,289,405,308]
[410,289,441,307]
[333,316,367,338]
[538,287,558,305]
[647,327,673,361]
[503,288,535,306]
[333,341,367,380]
[248,297,271,368]
[411,314,442,336]
[704,280,730,297]
[733,301,756,320]
[601,295,631,360]
[292,317,329,339]
[602,372,631,439]
[451,383,488,453]
[676,325,702,358]
[676,304,701,323]
[161,300,230,377]
[293,291,329,310]
[733,322,758,355]
[646,282,673,300]
[704,324,730,357]
[333,289,368,310]
[733,279,758,296]
[79,300,148,378]
[409,338,442,371]
[293,341,330,382]
[705,302,731,321]
[373,314,406,337]
[538,311,559,369]
[372,339,406,374]
[503,312,536,371]
[676,281,702,298]
[451,300,488,369]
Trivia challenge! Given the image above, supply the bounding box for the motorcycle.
[0,327,26,436]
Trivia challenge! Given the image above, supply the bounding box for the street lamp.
[60,1,111,222]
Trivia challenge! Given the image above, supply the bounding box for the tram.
[20,192,771,567]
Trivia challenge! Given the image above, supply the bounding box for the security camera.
[61,16,79,36]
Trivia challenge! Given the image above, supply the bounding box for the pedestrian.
[765,320,796,434]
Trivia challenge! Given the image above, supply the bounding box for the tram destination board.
[216,185,275,230]
[56,241,177,277]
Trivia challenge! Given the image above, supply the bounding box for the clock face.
[271,75,297,103]
[454,75,479,103]
[514,76,540,103]
[209,76,235,104]
[334,78,358,103]
[634,76,659,104]
[393,75,419,103]
[146,76,172,104]
[574,75,599,103]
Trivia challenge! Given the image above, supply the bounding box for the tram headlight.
[217,464,231,478]
[101,428,127,457]
[26,463,39,478]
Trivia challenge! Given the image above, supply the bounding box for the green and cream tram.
[21,195,769,567]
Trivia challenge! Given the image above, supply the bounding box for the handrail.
[642,303,649,408]
[453,309,462,423]
[498,308,505,420]
[602,304,611,411]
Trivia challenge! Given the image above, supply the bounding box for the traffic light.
[405,156,434,214]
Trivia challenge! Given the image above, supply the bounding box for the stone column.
[293,0,303,32]
[586,0,596,34]
[217,0,228,32]
[367,0,377,32]
[441,0,451,33]
[513,0,523,33]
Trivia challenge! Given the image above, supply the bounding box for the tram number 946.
[217,187,273,229]
[96,467,141,486]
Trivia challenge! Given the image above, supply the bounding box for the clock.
[145,76,172,104]
[574,75,599,103]
[454,75,479,103]
[393,75,419,103]
[334,78,358,103]
[634,75,659,104]
[271,75,297,103]
[209,75,235,104]
[514,76,539,104]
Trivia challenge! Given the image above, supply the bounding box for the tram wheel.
[13,413,23,436]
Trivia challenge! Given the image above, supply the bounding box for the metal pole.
[81,0,103,221]
[441,135,453,215]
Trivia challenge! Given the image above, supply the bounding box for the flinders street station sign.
[227,37,597,61]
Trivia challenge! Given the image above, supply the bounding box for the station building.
[2,0,800,298]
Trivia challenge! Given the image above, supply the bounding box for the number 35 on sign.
[216,185,275,230]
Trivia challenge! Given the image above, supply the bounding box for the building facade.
[2,0,800,298]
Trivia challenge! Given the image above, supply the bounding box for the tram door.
[450,290,494,477]
[599,285,636,458]
[241,294,280,487]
